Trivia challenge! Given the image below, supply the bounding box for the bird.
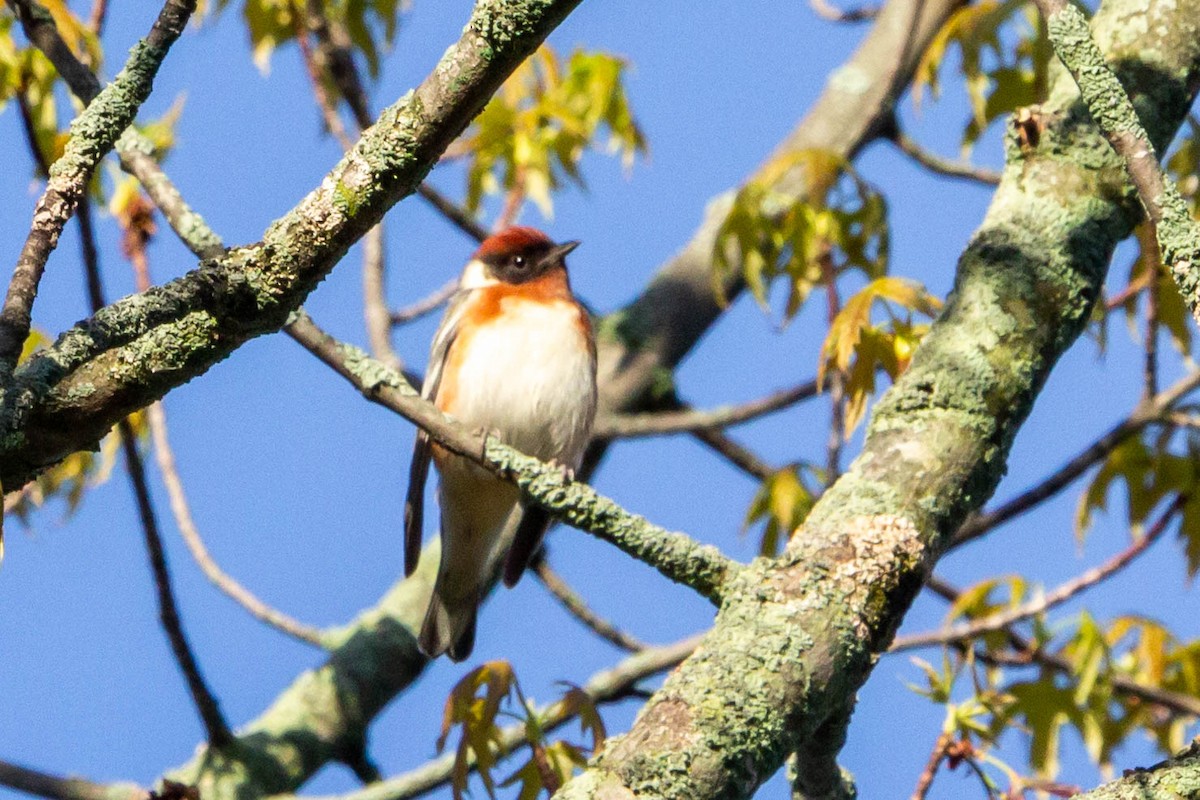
[404,226,597,662]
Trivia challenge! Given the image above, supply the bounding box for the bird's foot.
[473,426,506,466]
[546,458,575,483]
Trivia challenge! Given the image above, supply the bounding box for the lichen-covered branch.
[0,0,197,369]
[1033,0,1200,326]
[551,0,1200,795]
[0,0,584,490]
[1072,742,1200,799]
[284,311,738,604]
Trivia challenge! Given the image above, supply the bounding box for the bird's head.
[461,226,580,288]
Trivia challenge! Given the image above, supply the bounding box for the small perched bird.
[405,226,597,661]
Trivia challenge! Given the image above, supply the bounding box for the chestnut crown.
[473,226,580,284]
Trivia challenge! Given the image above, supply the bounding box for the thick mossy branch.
[552,0,1200,796]
[1073,742,1200,799]
[0,0,582,489]
[1036,0,1200,325]
[287,312,737,604]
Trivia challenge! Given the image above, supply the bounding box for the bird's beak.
[546,240,581,264]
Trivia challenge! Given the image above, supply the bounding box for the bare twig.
[286,636,702,800]
[1142,225,1161,400]
[1032,0,1200,326]
[887,125,1002,186]
[809,0,880,22]
[86,0,108,35]
[593,381,819,439]
[62,162,230,746]
[146,404,329,647]
[0,0,197,370]
[0,759,145,800]
[285,311,739,604]
[821,251,845,482]
[120,420,232,745]
[300,0,487,245]
[416,184,488,243]
[390,278,459,326]
[910,733,951,800]
[917,577,1200,719]
[896,496,1184,652]
[533,556,647,652]
[691,427,775,482]
[952,369,1200,547]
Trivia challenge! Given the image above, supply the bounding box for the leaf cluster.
[454,45,646,216]
[438,661,605,800]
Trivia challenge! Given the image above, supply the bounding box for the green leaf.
[743,465,819,556]
[456,45,645,219]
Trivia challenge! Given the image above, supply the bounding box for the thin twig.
[0,759,145,800]
[888,126,1002,186]
[952,368,1200,547]
[916,576,1200,718]
[390,278,459,326]
[70,175,231,747]
[1032,0,1200,327]
[300,0,487,245]
[285,311,739,604]
[86,0,108,35]
[821,250,845,482]
[533,556,647,652]
[895,495,1184,652]
[809,0,880,22]
[910,733,951,800]
[110,175,328,649]
[146,403,329,647]
[1142,226,1161,401]
[120,421,232,745]
[594,381,819,439]
[285,636,702,800]
[0,0,197,370]
[691,427,775,481]
[416,184,488,243]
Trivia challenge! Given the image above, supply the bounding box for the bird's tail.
[418,588,478,662]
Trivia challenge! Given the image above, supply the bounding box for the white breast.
[449,298,596,467]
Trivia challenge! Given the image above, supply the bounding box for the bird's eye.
[512,255,527,269]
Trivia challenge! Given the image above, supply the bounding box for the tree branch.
[0,0,197,369]
[1032,0,1200,328]
[894,495,1183,652]
[886,124,1002,186]
[952,368,1200,547]
[284,311,738,604]
[0,759,144,800]
[146,402,330,647]
[71,186,232,747]
[533,556,648,652]
[1071,741,1200,799]
[919,578,1200,719]
[389,278,458,326]
[593,381,819,439]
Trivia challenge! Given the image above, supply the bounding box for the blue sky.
[1,1,1197,799]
